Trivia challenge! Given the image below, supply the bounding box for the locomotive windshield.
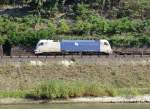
[38,42,44,46]
[104,42,109,46]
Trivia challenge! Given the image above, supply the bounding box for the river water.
[1,103,150,109]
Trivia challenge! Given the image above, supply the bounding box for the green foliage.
[138,35,150,47]
[1,0,150,19]
[30,0,59,15]
[0,0,150,47]
[113,88,141,96]
[48,21,57,34]
[0,90,28,98]
[32,80,105,99]
[73,20,91,35]
[109,34,143,47]
[57,19,70,34]
[0,36,5,44]
[85,83,108,96]
[0,14,150,47]
[115,18,144,33]
[0,15,56,46]
[26,80,150,99]
[73,4,89,19]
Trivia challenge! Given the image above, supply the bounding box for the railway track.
[113,51,150,55]
[0,53,150,59]
[1,50,150,59]
[0,53,149,65]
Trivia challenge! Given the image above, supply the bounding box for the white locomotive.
[34,40,112,54]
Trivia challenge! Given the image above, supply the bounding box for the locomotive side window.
[39,42,44,46]
[104,42,109,46]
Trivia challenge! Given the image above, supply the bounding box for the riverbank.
[0,57,150,104]
[0,56,150,91]
[1,96,150,104]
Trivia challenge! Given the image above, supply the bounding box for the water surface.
[1,103,150,109]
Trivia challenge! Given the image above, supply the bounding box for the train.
[34,40,113,55]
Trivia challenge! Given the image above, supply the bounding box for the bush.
[73,4,89,19]
[73,20,92,35]
[115,18,144,33]
[138,35,150,47]
[90,17,105,35]
[109,34,139,47]
[0,36,5,45]
[48,21,57,34]
[57,19,70,34]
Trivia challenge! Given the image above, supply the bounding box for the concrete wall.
[11,46,34,56]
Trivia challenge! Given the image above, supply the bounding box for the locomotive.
[34,40,112,55]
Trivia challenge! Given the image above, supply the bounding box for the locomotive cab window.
[104,42,109,46]
[39,42,44,46]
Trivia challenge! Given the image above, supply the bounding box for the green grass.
[25,80,150,99]
[0,90,29,98]
[0,80,150,99]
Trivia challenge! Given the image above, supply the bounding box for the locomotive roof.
[38,39,109,42]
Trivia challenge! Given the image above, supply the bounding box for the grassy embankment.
[0,57,149,99]
[1,80,150,99]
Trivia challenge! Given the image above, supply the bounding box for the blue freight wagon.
[60,40,100,52]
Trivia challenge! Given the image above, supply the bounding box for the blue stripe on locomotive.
[60,40,100,52]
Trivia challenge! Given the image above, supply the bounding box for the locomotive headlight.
[34,49,39,54]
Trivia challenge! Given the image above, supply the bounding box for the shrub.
[115,18,144,33]
[73,20,92,35]
[138,35,150,47]
[0,35,5,45]
[109,34,138,47]
[57,19,70,34]
[73,4,89,19]
[87,15,105,35]
[48,21,57,34]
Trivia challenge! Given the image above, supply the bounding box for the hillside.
[0,0,150,48]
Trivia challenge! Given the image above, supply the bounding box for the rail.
[0,54,150,59]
